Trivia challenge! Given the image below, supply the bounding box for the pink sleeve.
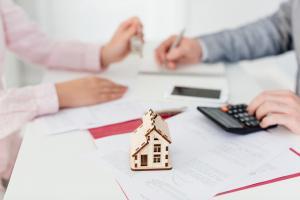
[0,0,103,72]
[0,84,59,139]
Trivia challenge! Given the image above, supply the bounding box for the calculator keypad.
[198,104,277,134]
[221,104,260,128]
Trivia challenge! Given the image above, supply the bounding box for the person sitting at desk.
[156,0,300,134]
[0,0,143,196]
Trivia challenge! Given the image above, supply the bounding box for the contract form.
[89,110,295,200]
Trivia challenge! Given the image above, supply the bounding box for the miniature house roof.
[130,109,172,157]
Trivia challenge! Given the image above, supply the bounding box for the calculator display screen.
[171,86,221,99]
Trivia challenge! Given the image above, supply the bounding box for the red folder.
[89,113,177,140]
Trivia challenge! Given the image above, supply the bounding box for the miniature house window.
[148,136,150,141]
[153,155,161,163]
[154,137,159,141]
[141,155,148,166]
[165,163,168,167]
[154,144,161,152]
[165,155,168,159]
[166,146,168,151]
[135,155,137,160]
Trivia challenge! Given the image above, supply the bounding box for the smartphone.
[168,86,227,103]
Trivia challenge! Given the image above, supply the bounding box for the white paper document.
[38,100,185,135]
[89,110,294,200]
[219,148,300,194]
[139,62,225,77]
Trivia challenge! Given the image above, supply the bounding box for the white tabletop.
[4,50,300,200]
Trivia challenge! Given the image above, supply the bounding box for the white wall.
[4,0,41,88]
[35,0,188,42]
[186,0,286,36]
[6,0,287,87]
[35,0,286,41]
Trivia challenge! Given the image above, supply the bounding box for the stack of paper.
[139,62,226,77]
[88,110,296,200]
[37,100,186,135]
[217,148,300,196]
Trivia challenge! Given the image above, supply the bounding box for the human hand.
[155,36,203,69]
[248,90,300,133]
[55,77,127,108]
[101,17,143,67]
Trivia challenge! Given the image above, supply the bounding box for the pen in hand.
[164,29,185,66]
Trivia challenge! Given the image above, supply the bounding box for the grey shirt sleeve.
[199,1,294,63]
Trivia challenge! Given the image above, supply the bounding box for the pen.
[164,29,185,65]
[148,107,187,116]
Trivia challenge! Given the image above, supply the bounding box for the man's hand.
[55,77,127,108]
[248,90,300,133]
[101,17,143,67]
[155,36,203,69]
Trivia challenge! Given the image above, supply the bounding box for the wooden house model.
[130,109,172,171]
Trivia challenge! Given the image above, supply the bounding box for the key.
[130,36,143,58]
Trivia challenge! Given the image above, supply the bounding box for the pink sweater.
[0,0,102,190]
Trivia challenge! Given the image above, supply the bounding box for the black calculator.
[197,104,277,134]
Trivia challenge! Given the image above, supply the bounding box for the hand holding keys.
[130,35,144,58]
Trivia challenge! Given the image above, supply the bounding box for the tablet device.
[168,86,227,103]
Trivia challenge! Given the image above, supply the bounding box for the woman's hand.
[101,17,143,67]
[248,90,300,133]
[155,36,203,69]
[55,77,127,108]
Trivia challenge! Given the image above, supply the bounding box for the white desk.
[4,52,300,200]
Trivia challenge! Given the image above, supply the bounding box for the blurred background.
[5,0,290,88]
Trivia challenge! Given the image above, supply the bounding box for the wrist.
[34,84,59,115]
[197,44,204,62]
[197,39,208,62]
[192,39,202,62]
[101,44,114,68]
[55,82,67,109]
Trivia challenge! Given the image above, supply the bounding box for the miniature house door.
[141,155,148,166]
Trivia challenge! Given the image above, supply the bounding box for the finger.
[155,47,167,65]
[166,57,194,69]
[166,61,177,69]
[123,25,139,41]
[86,77,114,88]
[119,16,140,30]
[95,79,117,87]
[137,25,143,36]
[156,36,177,65]
[155,50,162,65]
[248,92,281,115]
[100,85,128,94]
[166,47,184,61]
[97,92,125,103]
[260,113,290,128]
[93,78,127,89]
[120,17,142,37]
[255,101,290,120]
[248,91,299,115]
